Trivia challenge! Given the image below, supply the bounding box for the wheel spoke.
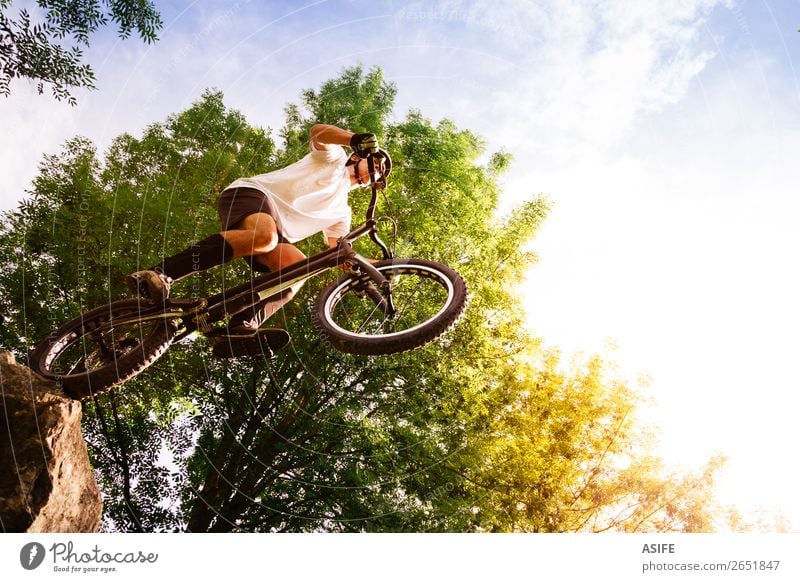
[314,259,467,356]
[49,310,156,374]
[32,300,180,398]
[64,354,88,375]
[91,329,115,361]
[326,263,455,338]
[354,300,386,335]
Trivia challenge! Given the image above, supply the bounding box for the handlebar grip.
[350,133,379,157]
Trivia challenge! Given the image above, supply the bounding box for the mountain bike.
[28,152,468,400]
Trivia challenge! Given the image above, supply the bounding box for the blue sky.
[2,0,800,530]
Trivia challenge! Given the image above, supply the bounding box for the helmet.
[346,148,392,189]
[372,148,392,189]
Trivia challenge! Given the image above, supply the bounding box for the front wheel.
[312,258,468,355]
[29,300,180,399]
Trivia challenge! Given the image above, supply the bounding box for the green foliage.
[280,65,396,163]
[438,350,725,532]
[0,0,162,104]
[0,66,728,532]
[0,88,274,354]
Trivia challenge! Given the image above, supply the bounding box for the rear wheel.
[312,259,467,355]
[29,300,179,399]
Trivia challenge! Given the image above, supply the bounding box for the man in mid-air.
[126,125,390,358]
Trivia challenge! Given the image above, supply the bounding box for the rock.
[0,350,102,532]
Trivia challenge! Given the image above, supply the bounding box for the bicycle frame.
[104,153,396,338]
[191,224,392,337]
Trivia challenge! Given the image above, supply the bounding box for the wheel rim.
[323,264,456,340]
[44,309,156,378]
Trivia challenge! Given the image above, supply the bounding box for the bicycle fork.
[348,255,397,318]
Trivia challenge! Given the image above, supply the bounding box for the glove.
[350,133,379,157]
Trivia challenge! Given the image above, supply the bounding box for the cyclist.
[126,124,391,358]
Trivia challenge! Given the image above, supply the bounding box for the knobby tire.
[312,258,467,355]
[29,300,179,399]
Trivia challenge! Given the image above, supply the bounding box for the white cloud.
[517,9,800,524]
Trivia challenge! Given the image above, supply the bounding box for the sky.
[2,0,799,530]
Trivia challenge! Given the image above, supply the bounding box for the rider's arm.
[311,124,379,157]
[310,124,353,150]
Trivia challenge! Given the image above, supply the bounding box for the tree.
[0,67,733,532]
[0,0,162,104]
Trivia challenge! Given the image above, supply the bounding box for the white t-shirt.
[223,145,352,243]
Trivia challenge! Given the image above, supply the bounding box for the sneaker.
[211,327,291,359]
[125,269,173,306]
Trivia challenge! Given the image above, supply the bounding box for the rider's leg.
[220,212,281,259]
[213,241,306,357]
[159,212,279,276]
[226,242,307,331]
[127,211,279,303]
[154,233,236,279]
[126,232,236,304]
